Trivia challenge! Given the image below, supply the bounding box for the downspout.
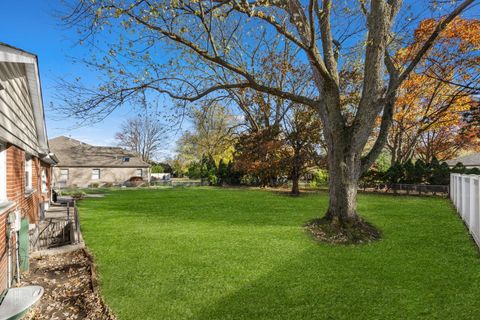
[6,210,21,288]
[7,227,11,289]
[15,227,20,283]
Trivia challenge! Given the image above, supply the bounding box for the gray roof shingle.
[446,153,480,166]
[49,136,150,168]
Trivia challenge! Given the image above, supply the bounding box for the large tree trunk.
[324,136,362,226]
[305,132,380,243]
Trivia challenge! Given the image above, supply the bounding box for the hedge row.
[362,158,480,187]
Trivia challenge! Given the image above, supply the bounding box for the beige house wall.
[53,166,150,188]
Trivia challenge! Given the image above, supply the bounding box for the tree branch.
[396,0,475,87]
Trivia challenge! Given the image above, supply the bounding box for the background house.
[446,153,480,169]
[0,43,56,292]
[49,136,151,188]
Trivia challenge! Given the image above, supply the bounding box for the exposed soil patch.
[21,249,115,320]
[305,217,381,245]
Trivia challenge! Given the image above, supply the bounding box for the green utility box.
[19,218,29,272]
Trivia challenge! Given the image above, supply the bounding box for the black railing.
[31,201,81,251]
[389,183,449,195]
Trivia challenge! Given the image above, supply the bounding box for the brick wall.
[0,144,51,292]
[5,144,42,223]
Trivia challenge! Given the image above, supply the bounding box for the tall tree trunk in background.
[291,166,300,195]
[290,149,301,195]
[291,174,300,195]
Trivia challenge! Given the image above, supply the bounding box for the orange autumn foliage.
[387,17,480,164]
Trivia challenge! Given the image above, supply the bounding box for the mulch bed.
[305,217,381,245]
[21,249,116,320]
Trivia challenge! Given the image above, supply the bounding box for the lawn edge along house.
[0,43,57,293]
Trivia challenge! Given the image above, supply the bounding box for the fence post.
[67,201,70,221]
[465,176,470,223]
[472,177,479,239]
[455,174,459,207]
[74,201,80,244]
[454,175,457,204]
[461,175,466,219]
[458,175,462,209]
[477,179,480,244]
[456,175,459,204]
[469,177,476,234]
[450,174,454,201]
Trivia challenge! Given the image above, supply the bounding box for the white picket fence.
[450,173,480,246]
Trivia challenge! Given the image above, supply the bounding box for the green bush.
[467,167,480,175]
[401,160,416,184]
[429,161,450,185]
[374,152,391,172]
[385,162,404,184]
[451,162,467,174]
[187,161,204,179]
[225,161,243,185]
[414,159,427,184]
[381,158,470,186]
[208,172,218,185]
[360,169,385,189]
[309,169,328,188]
[151,165,164,173]
[187,158,244,186]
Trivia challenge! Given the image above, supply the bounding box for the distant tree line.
[361,158,480,188]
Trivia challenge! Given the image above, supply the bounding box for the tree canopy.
[60,0,476,237]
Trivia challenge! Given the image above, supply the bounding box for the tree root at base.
[305,216,381,245]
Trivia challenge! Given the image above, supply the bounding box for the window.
[92,169,100,180]
[25,155,33,191]
[60,169,69,181]
[136,169,143,177]
[122,157,130,162]
[0,143,6,202]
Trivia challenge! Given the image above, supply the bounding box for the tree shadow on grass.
[190,242,480,320]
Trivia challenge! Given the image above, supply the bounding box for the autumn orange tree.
[234,126,289,187]
[387,17,480,164]
[416,124,480,163]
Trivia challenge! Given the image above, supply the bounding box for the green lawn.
[78,188,480,319]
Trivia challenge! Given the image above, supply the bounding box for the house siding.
[0,62,39,156]
[53,166,150,188]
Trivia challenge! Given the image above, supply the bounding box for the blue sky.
[2,1,477,160]
[0,0,178,157]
